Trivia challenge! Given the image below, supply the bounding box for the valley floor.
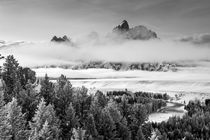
[33,65,210,122]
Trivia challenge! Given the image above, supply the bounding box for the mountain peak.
[51,35,71,42]
[113,20,158,40]
[113,20,130,32]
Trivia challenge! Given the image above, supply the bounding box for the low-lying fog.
[1,35,210,67]
[1,36,210,98]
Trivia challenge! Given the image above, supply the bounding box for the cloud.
[179,33,210,45]
[1,35,210,68]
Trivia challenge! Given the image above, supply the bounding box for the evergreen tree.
[136,126,145,140]
[132,103,148,126]
[29,98,60,140]
[0,90,5,108]
[120,94,130,121]
[0,98,29,140]
[18,67,36,89]
[57,74,68,89]
[99,108,116,139]
[53,76,73,118]
[0,54,4,73]
[0,90,7,139]
[106,100,122,124]
[85,114,98,138]
[72,128,86,140]
[2,55,20,102]
[61,103,78,139]
[38,121,54,140]
[94,91,107,108]
[40,74,54,105]
[115,122,131,140]
[129,103,148,139]
[72,86,90,126]
[18,82,39,122]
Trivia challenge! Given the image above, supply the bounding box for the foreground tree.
[18,67,36,89]
[136,126,146,140]
[85,114,98,138]
[39,74,54,105]
[0,54,4,73]
[0,98,29,140]
[2,55,20,102]
[18,82,39,122]
[61,103,78,139]
[72,128,86,140]
[29,98,60,140]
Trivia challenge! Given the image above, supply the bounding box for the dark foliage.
[152,100,210,140]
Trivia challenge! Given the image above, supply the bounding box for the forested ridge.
[0,54,210,140]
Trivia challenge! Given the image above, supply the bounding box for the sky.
[0,0,210,41]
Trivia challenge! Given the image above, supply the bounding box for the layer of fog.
[1,35,210,67]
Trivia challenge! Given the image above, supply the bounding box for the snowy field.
[33,65,210,122]
[34,66,210,95]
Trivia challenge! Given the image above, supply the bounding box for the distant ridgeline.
[113,20,158,40]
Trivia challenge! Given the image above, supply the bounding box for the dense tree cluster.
[0,55,168,140]
[151,100,210,140]
[71,61,177,72]
[34,61,178,72]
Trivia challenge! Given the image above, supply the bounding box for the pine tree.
[2,55,20,102]
[57,74,68,89]
[0,90,5,108]
[61,103,78,139]
[115,122,131,140]
[133,103,148,126]
[0,90,7,139]
[72,128,86,140]
[136,126,145,140]
[0,98,29,140]
[85,114,98,138]
[18,67,36,89]
[38,121,53,140]
[99,108,116,139]
[94,91,107,108]
[106,100,122,123]
[72,86,90,126]
[40,74,54,105]
[29,98,60,140]
[120,94,130,121]
[18,83,39,122]
[0,54,4,73]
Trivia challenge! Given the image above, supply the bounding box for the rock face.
[113,20,157,40]
[51,35,71,42]
[113,20,129,32]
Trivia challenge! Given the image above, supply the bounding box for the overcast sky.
[0,0,210,41]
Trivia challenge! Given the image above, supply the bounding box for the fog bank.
[1,37,210,67]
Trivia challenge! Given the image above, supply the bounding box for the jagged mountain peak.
[113,20,158,40]
[113,20,130,32]
[51,35,71,42]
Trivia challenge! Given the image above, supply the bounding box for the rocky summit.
[113,20,157,40]
[51,35,71,42]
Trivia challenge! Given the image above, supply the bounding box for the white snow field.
[33,65,210,122]
[34,66,210,95]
